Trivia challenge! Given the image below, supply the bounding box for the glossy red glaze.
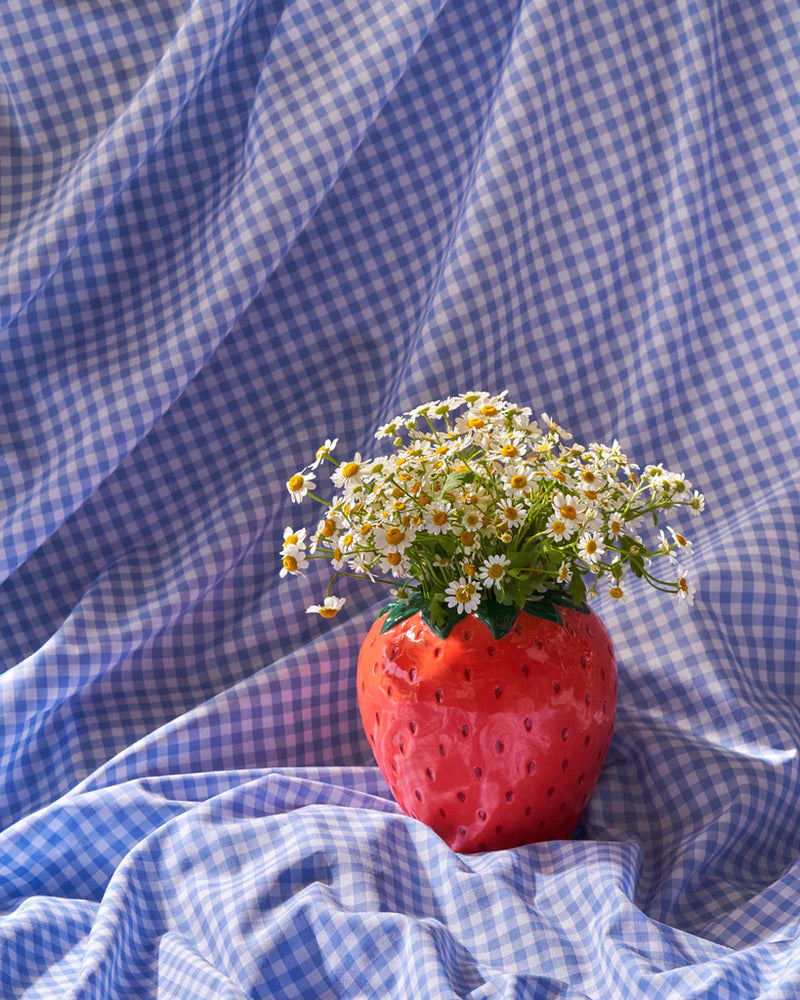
[357,605,617,852]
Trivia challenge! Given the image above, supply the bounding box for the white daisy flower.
[545,514,576,540]
[306,596,346,618]
[309,438,338,470]
[540,412,573,439]
[279,546,308,577]
[675,566,696,605]
[422,502,454,535]
[659,526,693,563]
[580,507,603,534]
[351,558,377,582]
[505,465,533,499]
[688,491,705,516]
[578,531,606,565]
[458,528,481,555]
[374,420,399,440]
[374,524,416,553]
[556,562,572,584]
[606,514,632,539]
[281,526,307,554]
[310,517,337,553]
[444,577,482,614]
[608,583,627,602]
[380,552,412,577]
[478,554,510,588]
[551,491,583,524]
[454,412,491,437]
[669,526,693,558]
[286,468,316,504]
[497,503,524,530]
[666,471,692,498]
[331,452,365,491]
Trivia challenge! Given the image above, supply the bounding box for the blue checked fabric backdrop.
[2,0,800,996]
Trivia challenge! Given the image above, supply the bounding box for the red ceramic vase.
[357,602,617,853]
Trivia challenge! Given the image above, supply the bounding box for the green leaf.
[427,594,447,627]
[439,469,472,498]
[629,555,645,578]
[568,571,587,607]
[652,511,659,526]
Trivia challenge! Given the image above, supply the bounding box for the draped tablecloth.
[2,1,800,996]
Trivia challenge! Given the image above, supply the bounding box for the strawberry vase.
[357,592,617,853]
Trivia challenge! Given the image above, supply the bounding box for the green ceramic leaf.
[378,593,427,632]
[472,598,521,640]
[523,589,590,625]
[522,596,563,624]
[420,603,465,639]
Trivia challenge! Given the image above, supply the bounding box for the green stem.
[305,492,332,506]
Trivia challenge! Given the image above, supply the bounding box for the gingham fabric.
[2,0,800,996]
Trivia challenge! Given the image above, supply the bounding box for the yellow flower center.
[501,444,518,457]
[581,470,596,484]
[436,445,449,456]
[386,527,405,545]
[321,519,336,537]
[500,532,512,543]
[460,530,476,548]
[392,500,405,511]
[464,512,481,528]
[282,555,297,572]
[386,551,402,566]
[342,534,354,547]
[504,507,520,521]
[679,577,689,592]
[467,417,485,429]
[675,533,687,546]
[585,539,597,554]
[510,475,527,490]
[318,606,338,618]
[360,524,372,536]
[431,510,447,525]
[560,504,577,520]
[480,404,498,417]
[487,563,504,579]
[610,586,624,599]
[333,548,343,561]
[584,489,598,500]
[552,470,567,483]
[288,475,304,492]
[284,533,299,546]
[463,562,476,576]
[610,520,622,534]
[551,520,566,536]
[341,462,360,479]
[455,584,475,603]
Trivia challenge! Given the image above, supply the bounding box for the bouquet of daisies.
[279,391,705,624]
